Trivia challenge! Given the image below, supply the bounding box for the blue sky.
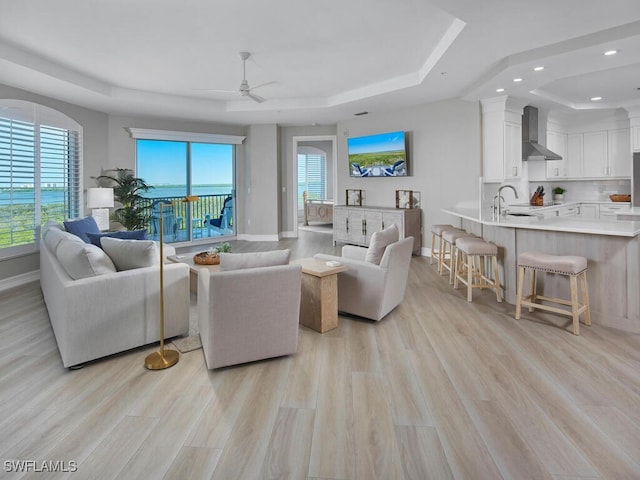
[347,131,405,155]
[137,140,233,185]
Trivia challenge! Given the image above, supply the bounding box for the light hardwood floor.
[1,230,639,479]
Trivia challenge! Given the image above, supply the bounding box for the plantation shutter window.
[297,152,326,210]
[0,100,83,258]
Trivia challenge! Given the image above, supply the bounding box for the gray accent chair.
[314,236,414,321]
[197,262,302,369]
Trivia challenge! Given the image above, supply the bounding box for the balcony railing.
[140,193,233,242]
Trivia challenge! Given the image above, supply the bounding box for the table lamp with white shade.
[86,187,114,231]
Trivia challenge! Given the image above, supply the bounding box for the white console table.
[333,205,421,255]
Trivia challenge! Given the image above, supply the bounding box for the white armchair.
[314,236,414,321]
[197,260,302,369]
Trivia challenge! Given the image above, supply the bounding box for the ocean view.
[0,184,233,206]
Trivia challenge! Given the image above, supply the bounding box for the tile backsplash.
[481,179,631,207]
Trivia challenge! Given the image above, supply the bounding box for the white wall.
[337,98,482,253]
[244,124,279,237]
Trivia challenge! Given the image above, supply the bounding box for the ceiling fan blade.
[246,92,266,103]
[249,81,277,91]
[199,88,238,94]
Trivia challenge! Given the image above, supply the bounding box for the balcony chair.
[205,195,233,235]
[150,200,179,241]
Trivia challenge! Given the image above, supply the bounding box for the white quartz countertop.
[442,206,640,237]
[503,200,630,210]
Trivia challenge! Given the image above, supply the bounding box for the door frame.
[291,135,337,237]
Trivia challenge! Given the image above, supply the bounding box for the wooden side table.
[292,258,347,333]
[166,254,220,294]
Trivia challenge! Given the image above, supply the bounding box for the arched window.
[0,100,82,258]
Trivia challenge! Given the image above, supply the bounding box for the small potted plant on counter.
[552,186,566,204]
[193,242,232,265]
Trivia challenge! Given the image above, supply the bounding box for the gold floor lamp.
[145,195,198,370]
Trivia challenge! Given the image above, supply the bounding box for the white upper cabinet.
[504,121,522,179]
[632,126,640,151]
[580,129,630,178]
[545,109,631,179]
[481,112,505,181]
[627,106,640,152]
[545,130,568,178]
[607,128,631,177]
[566,133,583,177]
[556,129,631,179]
[582,131,608,177]
[481,96,525,182]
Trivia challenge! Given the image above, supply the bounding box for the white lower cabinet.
[556,205,580,217]
[333,206,421,255]
[579,203,599,219]
[599,203,630,219]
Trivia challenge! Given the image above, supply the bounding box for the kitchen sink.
[505,212,537,217]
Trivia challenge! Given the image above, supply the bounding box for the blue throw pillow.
[63,216,100,243]
[86,229,148,248]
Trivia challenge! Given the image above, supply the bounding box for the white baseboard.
[422,247,433,258]
[280,230,296,238]
[236,233,280,242]
[0,270,40,292]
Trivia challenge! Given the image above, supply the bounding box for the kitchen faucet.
[493,184,519,217]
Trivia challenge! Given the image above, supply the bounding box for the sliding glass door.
[137,139,234,243]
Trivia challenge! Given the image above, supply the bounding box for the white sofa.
[40,221,190,368]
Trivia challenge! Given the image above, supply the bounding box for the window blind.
[297,153,326,209]
[0,100,82,257]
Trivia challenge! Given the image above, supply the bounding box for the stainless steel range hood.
[522,105,562,161]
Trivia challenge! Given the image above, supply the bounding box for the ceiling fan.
[204,52,275,103]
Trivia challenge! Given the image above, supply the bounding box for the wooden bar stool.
[440,229,473,280]
[515,252,591,335]
[453,237,502,302]
[430,224,457,266]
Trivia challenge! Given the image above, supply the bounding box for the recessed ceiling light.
[604,50,617,56]
[590,96,602,101]
[496,88,505,93]
[513,78,523,82]
[533,66,544,71]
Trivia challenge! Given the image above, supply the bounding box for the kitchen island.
[442,206,640,333]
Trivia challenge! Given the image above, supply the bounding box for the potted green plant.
[552,186,566,203]
[95,168,154,231]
